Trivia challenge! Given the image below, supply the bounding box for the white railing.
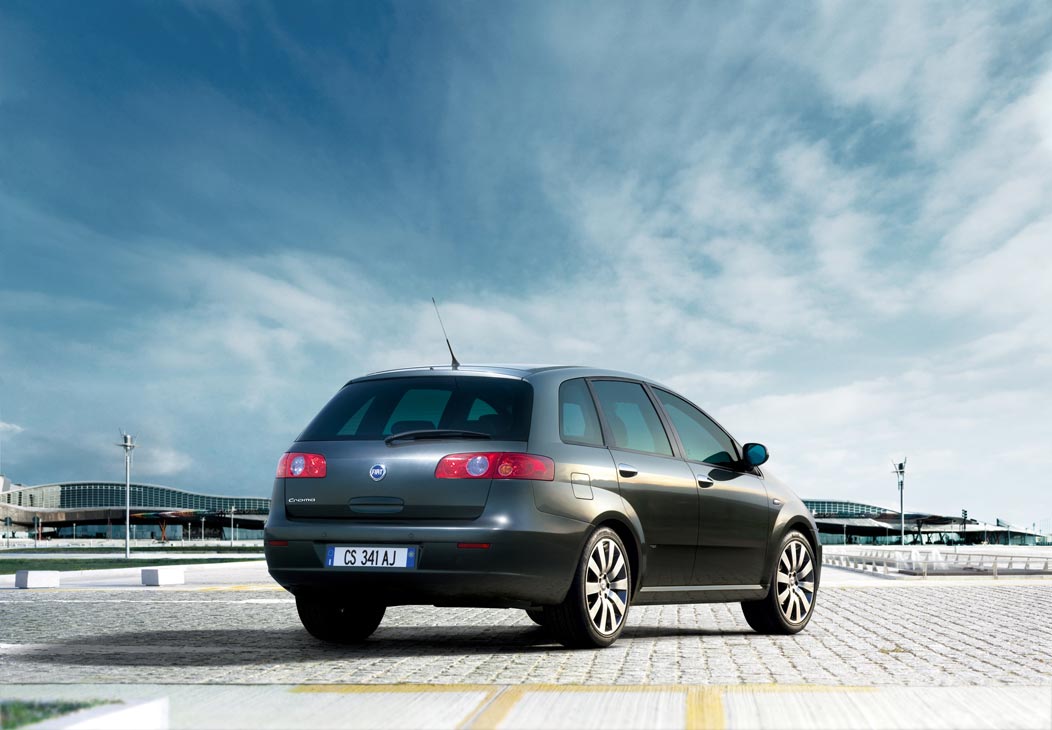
[0,538,264,550]
[822,548,1052,578]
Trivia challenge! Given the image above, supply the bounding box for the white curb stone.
[33,698,169,730]
[141,567,185,586]
[14,570,60,589]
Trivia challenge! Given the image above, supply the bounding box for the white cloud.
[0,421,24,435]
[810,212,875,279]
[940,176,1047,262]
[795,3,996,155]
[922,69,1052,245]
[662,370,771,407]
[775,142,863,215]
[134,446,194,478]
[931,219,1052,321]
[718,360,1051,522]
[516,22,1052,524]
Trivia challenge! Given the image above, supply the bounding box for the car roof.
[348,364,659,385]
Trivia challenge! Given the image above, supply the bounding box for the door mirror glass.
[742,442,769,467]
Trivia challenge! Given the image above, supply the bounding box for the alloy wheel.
[776,539,815,624]
[585,537,630,635]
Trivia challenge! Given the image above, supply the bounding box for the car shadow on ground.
[19,624,755,667]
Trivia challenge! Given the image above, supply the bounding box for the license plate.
[325,545,417,569]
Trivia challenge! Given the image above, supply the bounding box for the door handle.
[617,463,638,478]
[697,476,714,488]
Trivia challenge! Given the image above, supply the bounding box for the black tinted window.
[559,378,604,446]
[655,389,737,465]
[299,377,533,441]
[591,380,673,456]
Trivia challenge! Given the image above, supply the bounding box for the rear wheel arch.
[593,516,642,599]
[547,525,632,648]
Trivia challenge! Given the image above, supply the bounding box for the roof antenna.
[431,297,460,370]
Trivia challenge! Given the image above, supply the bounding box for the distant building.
[0,480,269,541]
[803,498,1041,546]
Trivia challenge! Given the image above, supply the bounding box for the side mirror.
[742,442,769,468]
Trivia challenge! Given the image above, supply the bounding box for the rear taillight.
[276,452,327,478]
[435,452,555,481]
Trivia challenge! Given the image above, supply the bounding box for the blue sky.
[1,2,1050,527]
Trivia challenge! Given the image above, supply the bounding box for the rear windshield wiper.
[384,429,493,445]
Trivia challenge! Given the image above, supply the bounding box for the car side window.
[591,380,673,456]
[559,378,604,446]
[654,389,737,466]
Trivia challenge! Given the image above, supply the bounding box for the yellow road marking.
[466,684,726,729]
[195,585,284,592]
[686,686,724,730]
[292,684,496,694]
[466,685,526,729]
[289,684,501,729]
[292,683,873,730]
[721,684,875,693]
[456,687,506,730]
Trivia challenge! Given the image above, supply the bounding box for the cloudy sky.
[1,2,1050,527]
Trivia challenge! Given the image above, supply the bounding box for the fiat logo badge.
[369,463,387,481]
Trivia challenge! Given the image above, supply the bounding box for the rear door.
[590,379,699,586]
[284,375,532,520]
[652,388,772,587]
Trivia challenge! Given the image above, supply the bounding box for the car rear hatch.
[283,374,533,520]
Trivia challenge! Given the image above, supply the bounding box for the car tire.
[525,608,548,626]
[547,527,632,649]
[741,530,817,634]
[296,595,386,644]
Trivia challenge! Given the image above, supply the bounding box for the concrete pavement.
[2,561,1050,728]
[1,683,1048,729]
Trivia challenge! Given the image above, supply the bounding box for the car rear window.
[297,376,534,442]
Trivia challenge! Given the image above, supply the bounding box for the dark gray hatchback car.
[265,365,820,648]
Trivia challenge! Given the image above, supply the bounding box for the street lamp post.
[116,432,136,560]
[892,458,907,545]
[200,516,205,542]
[230,507,236,548]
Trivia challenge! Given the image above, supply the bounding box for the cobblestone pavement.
[2,582,1051,687]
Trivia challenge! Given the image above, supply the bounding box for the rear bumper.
[264,482,591,608]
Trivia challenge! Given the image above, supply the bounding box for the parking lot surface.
[2,561,1050,728]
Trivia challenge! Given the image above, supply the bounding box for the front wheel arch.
[769,518,820,588]
[742,529,818,634]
